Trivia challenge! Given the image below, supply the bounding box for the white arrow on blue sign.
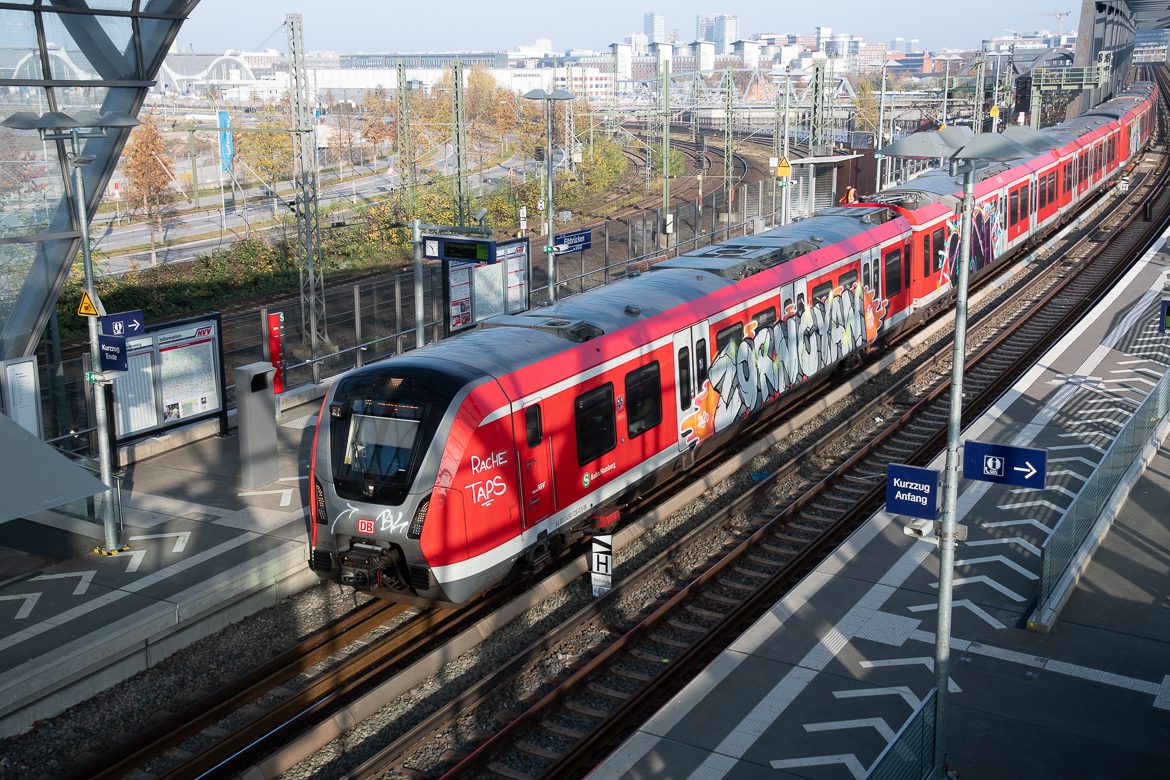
[99,309,144,338]
[963,441,1046,489]
[886,463,939,521]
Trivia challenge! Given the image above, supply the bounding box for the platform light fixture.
[3,108,141,553]
[522,87,574,302]
[878,125,1055,773]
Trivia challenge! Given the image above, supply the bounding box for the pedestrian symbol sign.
[77,290,101,317]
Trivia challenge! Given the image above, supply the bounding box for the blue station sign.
[1159,300,1170,334]
[554,228,592,254]
[99,309,144,338]
[886,463,940,521]
[97,334,128,373]
[963,441,1047,489]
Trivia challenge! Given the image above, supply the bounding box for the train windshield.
[328,368,461,504]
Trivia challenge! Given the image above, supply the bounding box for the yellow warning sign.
[989,104,1000,118]
[776,157,792,178]
[77,290,100,317]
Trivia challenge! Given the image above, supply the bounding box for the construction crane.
[1039,11,1071,37]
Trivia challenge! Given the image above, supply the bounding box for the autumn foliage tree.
[123,114,175,266]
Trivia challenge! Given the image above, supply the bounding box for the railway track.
[353,91,1170,778]
[59,78,1169,780]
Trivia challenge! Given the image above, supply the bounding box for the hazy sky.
[177,1,1078,54]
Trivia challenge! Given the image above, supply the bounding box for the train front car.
[308,355,496,606]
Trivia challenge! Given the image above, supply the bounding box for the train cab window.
[525,405,542,448]
[677,347,692,411]
[751,307,777,328]
[839,269,858,290]
[574,383,616,465]
[716,323,741,353]
[883,248,903,297]
[625,362,662,438]
[932,229,945,271]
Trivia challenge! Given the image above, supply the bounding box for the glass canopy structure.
[0,0,200,361]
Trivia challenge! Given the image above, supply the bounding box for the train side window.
[932,229,945,271]
[811,282,832,304]
[1009,190,1019,225]
[695,339,708,384]
[1038,178,1047,209]
[751,307,777,328]
[922,233,931,277]
[797,292,807,313]
[574,383,616,465]
[716,323,741,353]
[625,362,662,438]
[677,347,692,411]
[782,297,794,317]
[525,405,542,448]
[1048,172,1057,204]
[839,269,858,289]
[884,248,903,296]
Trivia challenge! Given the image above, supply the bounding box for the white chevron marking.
[833,686,921,709]
[997,499,1065,513]
[857,658,962,691]
[909,599,1006,629]
[954,555,1038,580]
[804,717,896,741]
[931,575,1025,602]
[983,518,1053,536]
[770,754,866,778]
[965,537,1042,556]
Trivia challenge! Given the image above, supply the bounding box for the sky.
[176,1,1079,54]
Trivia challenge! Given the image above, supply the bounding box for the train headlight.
[407,499,429,539]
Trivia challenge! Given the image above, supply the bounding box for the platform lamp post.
[878,124,1055,777]
[522,87,574,303]
[2,108,140,553]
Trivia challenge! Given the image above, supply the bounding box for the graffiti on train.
[681,283,886,446]
[941,200,1005,288]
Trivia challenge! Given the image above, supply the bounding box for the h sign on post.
[886,464,939,520]
[590,535,613,597]
[963,441,1046,489]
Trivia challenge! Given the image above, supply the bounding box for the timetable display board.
[110,313,229,442]
[442,237,531,336]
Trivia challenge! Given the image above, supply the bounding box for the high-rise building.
[696,14,715,42]
[644,12,665,44]
[713,14,739,54]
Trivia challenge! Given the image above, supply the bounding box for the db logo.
[358,518,375,535]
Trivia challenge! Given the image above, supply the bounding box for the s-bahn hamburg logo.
[681,283,887,447]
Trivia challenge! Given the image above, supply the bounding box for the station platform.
[592,242,1170,778]
[0,400,319,737]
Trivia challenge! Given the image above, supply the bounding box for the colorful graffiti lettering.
[940,200,1005,289]
[680,283,888,447]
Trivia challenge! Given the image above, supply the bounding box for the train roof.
[656,207,896,280]
[481,266,730,342]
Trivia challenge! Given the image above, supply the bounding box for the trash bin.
[236,362,278,490]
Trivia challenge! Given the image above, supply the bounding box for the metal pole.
[353,283,363,368]
[942,58,951,126]
[544,97,556,301]
[877,64,887,192]
[73,137,118,552]
[412,219,425,349]
[934,162,976,772]
[783,73,791,225]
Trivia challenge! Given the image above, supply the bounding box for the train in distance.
[306,81,1158,606]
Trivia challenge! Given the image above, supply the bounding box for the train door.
[862,247,880,302]
[673,320,710,451]
[516,399,555,528]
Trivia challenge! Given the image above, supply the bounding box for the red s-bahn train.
[308,82,1157,606]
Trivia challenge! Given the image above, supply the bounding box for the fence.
[866,688,936,780]
[1033,368,1170,624]
[39,159,936,457]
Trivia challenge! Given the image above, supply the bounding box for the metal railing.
[1036,367,1170,610]
[866,688,937,780]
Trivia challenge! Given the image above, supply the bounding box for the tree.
[234,108,293,190]
[123,114,175,266]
